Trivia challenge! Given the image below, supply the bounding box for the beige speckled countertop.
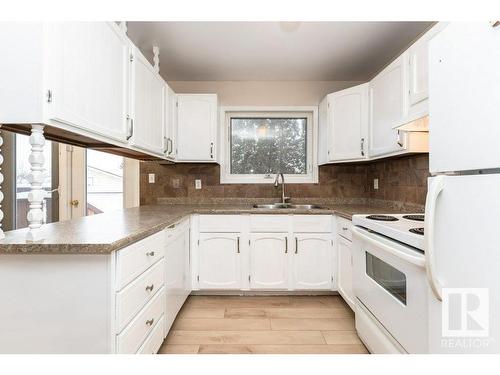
[0,202,422,254]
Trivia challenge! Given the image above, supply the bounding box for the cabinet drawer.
[136,315,166,354]
[116,231,165,290]
[116,287,165,354]
[199,215,242,232]
[336,216,352,241]
[250,215,290,232]
[292,215,332,233]
[116,259,165,332]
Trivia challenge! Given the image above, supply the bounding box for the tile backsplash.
[140,154,429,206]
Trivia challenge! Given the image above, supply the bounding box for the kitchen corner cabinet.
[318,83,369,164]
[368,53,408,158]
[176,94,218,162]
[293,233,333,290]
[0,22,131,143]
[249,233,289,290]
[129,47,166,157]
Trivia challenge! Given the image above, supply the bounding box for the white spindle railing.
[26,125,46,242]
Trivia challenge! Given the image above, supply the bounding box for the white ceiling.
[126,22,434,82]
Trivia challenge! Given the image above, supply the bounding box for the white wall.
[169,81,364,106]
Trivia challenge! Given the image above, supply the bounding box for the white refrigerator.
[426,22,500,353]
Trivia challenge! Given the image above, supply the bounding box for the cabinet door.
[165,228,186,331]
[164,85,177,161]
[176,94,217,162]
[407,23,446,123]
[249,233,289,290]
[45,22,129,142]
[330,83,369,162]
[130,49,165,156]
[369,53,408,157]
[293,234,333,290]
[337,236,355,310]
[198,233,241,290]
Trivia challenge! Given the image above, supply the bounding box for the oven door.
[352,226,428,353]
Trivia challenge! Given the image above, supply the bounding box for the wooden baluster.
[26,125,46,242]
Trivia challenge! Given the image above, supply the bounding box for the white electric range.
[350,213,428,354]
[352,214,425,251]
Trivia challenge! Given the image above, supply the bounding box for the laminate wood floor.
[158,295,368,354]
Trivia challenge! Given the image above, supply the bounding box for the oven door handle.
[424,175,445,302]
[351,227,426,268]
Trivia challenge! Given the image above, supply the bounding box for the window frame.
[219,106,318,184]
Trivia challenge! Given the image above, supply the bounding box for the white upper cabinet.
[293,234,333,290]
[429,22,500,173]
[406,23,447,125]
[318,83,369,164]
[164,85,177,161]
[368,53,408,158]
[176,94,218,162]
[44,22,130,143]
[129,47,166,157]
[249,233,289,290]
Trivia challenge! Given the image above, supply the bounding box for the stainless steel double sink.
[252,203,323,210]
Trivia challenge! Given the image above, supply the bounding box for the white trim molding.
[219,106,319,184]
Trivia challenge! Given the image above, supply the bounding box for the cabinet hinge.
[197,239,200,245]
[46,90,52,103]
[197,275,200,282]
[248,275,251,282]
[248,239,251,245]
[331,276,334,282]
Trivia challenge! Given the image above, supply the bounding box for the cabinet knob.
[145,318,154,326]
[70,199,79,207]
[145,284,154,292]
[146,251,155,257]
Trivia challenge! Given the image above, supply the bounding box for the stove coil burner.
[403,214,425,222]
[409,228,424,235]
[366,215,399,221]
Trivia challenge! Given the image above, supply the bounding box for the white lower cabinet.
[337,220,355,310]
[193,215,336,292]
[293,233,333,290]
[249,233,289,290]
[197,233,242,290]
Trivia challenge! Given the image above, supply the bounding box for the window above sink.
[219,106,319,184]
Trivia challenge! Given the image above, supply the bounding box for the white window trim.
[219,106,318,184]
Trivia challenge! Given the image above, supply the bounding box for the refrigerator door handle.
[425,175,445,301]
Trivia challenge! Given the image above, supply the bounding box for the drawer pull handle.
[145,284,154,292]
[146,318,154,326]
[342,227,348,231]
[146,251,155,257]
